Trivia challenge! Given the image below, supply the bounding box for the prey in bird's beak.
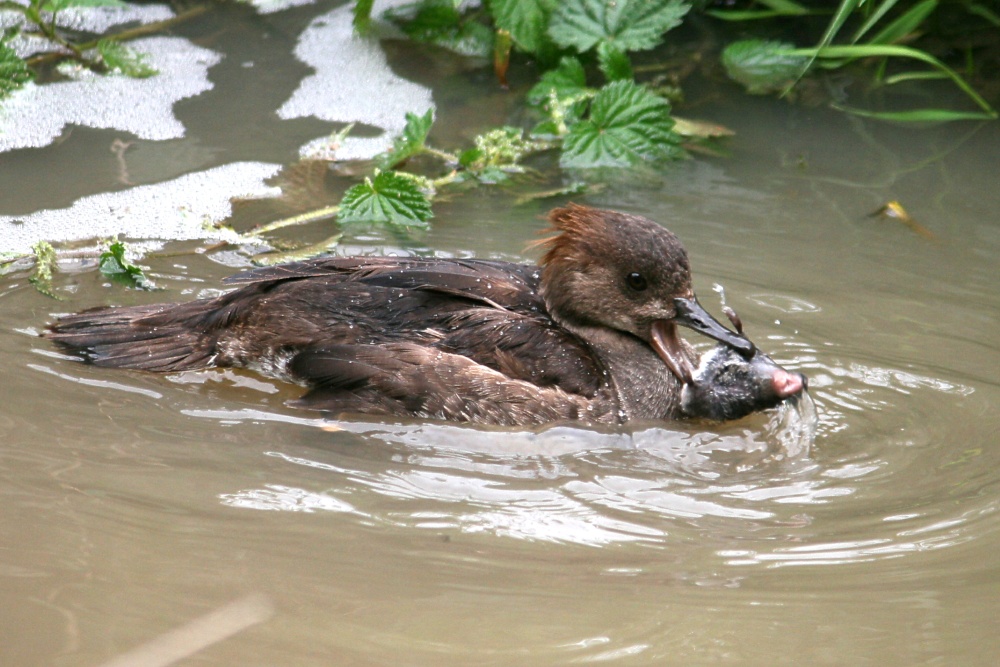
[650,297,756,385]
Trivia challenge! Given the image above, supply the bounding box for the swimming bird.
[46,204,804,426]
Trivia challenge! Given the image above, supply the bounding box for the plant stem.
[251,233,343,265]
[24,5,209,67]
[78,5,209,50]
[422,146,459,163]
[244,205,341,237]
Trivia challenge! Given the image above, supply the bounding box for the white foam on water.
[0,36,221,153]
[0,4,175,56]
[241,0,317,14]
[0,162,282,254]
[277,0,435,160]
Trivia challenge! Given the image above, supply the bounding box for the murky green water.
[2,2,1000,665]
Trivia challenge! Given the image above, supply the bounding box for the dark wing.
[222,256,544,312]
[221,256,393,285]
[219,256,606,395]
[48,255,608,400]
[288,343,593,426]
[431,308,604,397]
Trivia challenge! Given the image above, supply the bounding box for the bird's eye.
[626,272,648,291]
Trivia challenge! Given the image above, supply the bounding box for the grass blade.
[782,44,997,116]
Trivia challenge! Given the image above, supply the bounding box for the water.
[2,2,1000,665]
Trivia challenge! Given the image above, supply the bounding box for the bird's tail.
[45,302,219,372]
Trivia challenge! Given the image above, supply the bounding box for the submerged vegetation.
[0,0,164,90]
[1,0,998,293]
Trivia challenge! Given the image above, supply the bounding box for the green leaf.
[377,109,434,170]
[755,0,809,13]
[782,44,996,115]
[707,0,809,20]
[560,80,682,168]
[97,39,157,78]
[385,0,493,57]
[98,241,155,290]
[548,0,689,53]
[526,55,588,105]
[489,0,556,55]
[29,241,60,299]
[432,20,493,58]
[353,0,375,35]
[339,170,433,228]
[862,0,937,46]
[41,0,124,11]
[0,37,33,99]
[850,0,904,43]
[721,39,807,94]
[597,41,632,81]
[831,105,998,122]
[461,126,541,175]
[967,3,1000,28]
[794,0,861,86]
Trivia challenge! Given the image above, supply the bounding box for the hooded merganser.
[46,205,804,426]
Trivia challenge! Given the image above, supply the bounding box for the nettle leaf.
[722,39,807,94]
[489,0,556,55]
[597,41,633,81]
[385,0,492,57]
[0,38,33,99]
[549,0,690,53]
[339,170,433,228]
[41,0,125,11]
[434,21,493,58]
[97,40,157,78]
[526,55,587,105]
[560,80,682,169]
[99,241,155,290]
[377,108,433,169]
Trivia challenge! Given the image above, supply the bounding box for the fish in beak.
[650,297,756,385]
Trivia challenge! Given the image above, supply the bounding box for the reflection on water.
[204,388,815,546]
[180,345,983,569]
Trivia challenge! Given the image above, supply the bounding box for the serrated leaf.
[385,0,493,57]
[560,80,682,168]
[722,39,807,94]
[489,0,556,55]
[98,241,155,290]
[377,109,433,169]
[41,0,125,11]
[458,147,483,168]
[339,171,433,228]
[0,37,33,99]
[549,0,689,53]
[97,39,157,78]
[526,56,587,105]
[597,42,632,81]
[433,20,493,58]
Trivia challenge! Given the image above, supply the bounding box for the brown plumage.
[46,205,802,426]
